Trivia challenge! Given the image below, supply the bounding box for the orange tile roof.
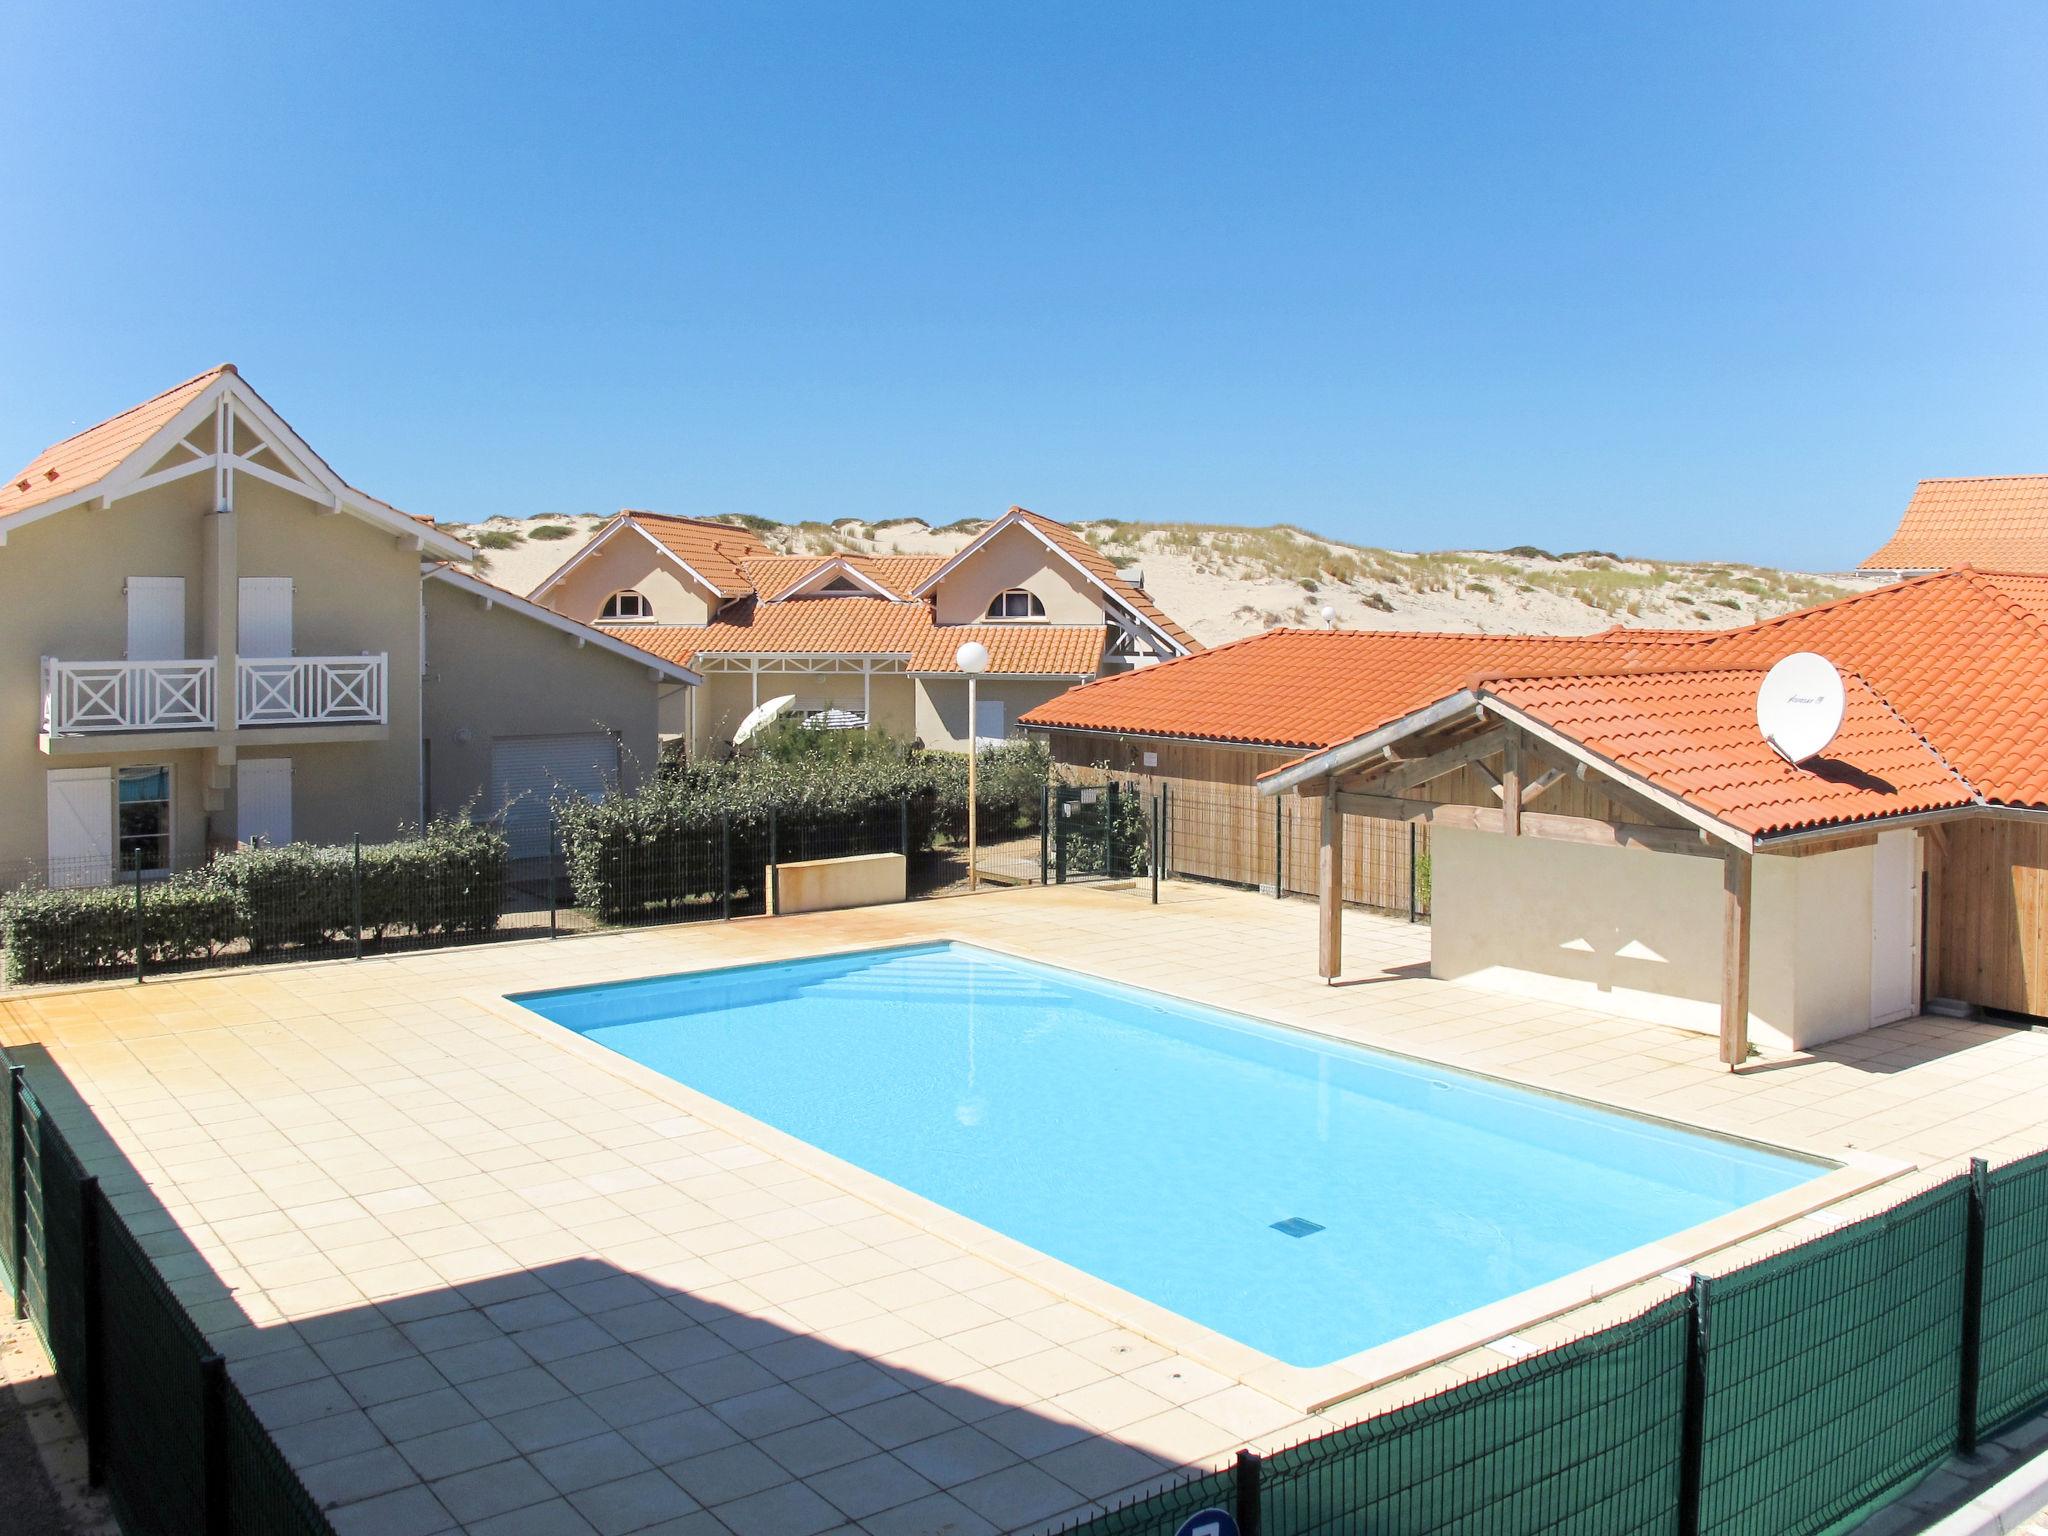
[1482,668,1972,837]
[739,553,951,601]
[1675,569,2048,808]
[616,599,1102,675]
[1012,508,1204,653]
[1018,628,1675,750]
[1,365,228,518]
[622,513,772,597]
[1862,476,2048,572]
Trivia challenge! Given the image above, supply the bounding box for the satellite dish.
[1757,653,1845,765]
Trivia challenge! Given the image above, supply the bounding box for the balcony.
[40,655,388,739]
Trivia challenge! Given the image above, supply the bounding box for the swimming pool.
[515,942,1823,1368]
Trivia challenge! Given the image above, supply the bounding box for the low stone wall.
[767,852,908,916]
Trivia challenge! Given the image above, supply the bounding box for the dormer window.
[985,589,1046,621]
[817,577,862,595]
[601,590,653,622]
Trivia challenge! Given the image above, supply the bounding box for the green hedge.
[560,739,1052,923]
[0,820,507,984]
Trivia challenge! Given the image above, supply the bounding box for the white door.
[489,734,620,861]
[974,698,1006,750]
[46,768,114,889]
[237,758,293,848]
[238,577,294,658]
[1870,829,1921,1025]
[126,577,186,660]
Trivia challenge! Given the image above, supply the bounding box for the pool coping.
[469,934,1915,1417]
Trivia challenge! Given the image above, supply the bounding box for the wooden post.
[1501,735,1522,838]
[1316,779,1342,981]
[1720,851,1752,1069]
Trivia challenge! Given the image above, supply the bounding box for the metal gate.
[1050,781,1137,883]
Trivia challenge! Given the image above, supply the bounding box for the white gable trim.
[771,558,902,602]
[0,372,470,561]
[428,565,702,684]
[907,509,1186,659]
[529,517,730,605]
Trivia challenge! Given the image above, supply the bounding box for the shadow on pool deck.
[12,1045,1215,1536]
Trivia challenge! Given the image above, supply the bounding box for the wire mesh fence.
[1057,1151,2048,1536]
[4,1062,336,1536]
[0,786,1053,988]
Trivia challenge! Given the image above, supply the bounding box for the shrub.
[1056,777,1150,877]
[470,528,523,550]
[527,523,576,540]
[0,820,507,982]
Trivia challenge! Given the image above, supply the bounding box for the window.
[117,765,171,873]
[601,590,653,621]
[984,589,1046,620]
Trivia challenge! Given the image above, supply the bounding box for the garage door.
[489,733,620,861]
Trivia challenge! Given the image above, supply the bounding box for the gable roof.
[618,598,1103,676]
[909,507,1201,657]
[1023,569,2048,838]
[1482,666,1973,838]
[0,365,470,559]
[1862,476,2048,572]
[425,565,701,684]
[1,366,226,518]
[739,552,950,602]
[1016,627,1673,750]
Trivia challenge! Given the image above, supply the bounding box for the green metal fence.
[1057,1155,2048,1536]
[3,1061,335,1536]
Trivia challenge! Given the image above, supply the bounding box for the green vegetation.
[469,528,523,550]
[0,820,507,983]
[527,523,576,540]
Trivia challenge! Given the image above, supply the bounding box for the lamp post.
[956,640,990,891]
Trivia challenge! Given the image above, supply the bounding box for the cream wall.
[421,579,667,818]
[932,523,1103,626]
[688,671,917,759]
[539,533,716,626]
[914,677,1078,752]
[0,471,434,873]
[1429,826,1880,1052]
[232,480,422,844]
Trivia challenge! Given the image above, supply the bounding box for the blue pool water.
[516,943,1823,1367]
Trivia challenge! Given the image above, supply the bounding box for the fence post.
[1160,780,1170,879]
[899,798,909,859]
[1039,785,1049,884]
[9,1065,25,1320]
[133,862,145,984]
[1105,782,1119,880]
[1678,1271,1711,1536]
[1055,800,1068,885]
[1274,796,1284,898]
[79,1174,103,1485]
[1960,1155,1990,1454]
[1408,823,1418,924]
[548,817,559,940]
[1150,795,1160,905]
[351,834,364,961]
[200,1352,229,1536]
[720,814,732,922]
[1235,1447,1263,1536]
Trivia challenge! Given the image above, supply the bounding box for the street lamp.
[955,640,990,891]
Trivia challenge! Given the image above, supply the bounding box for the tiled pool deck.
[5,882,2047,1536]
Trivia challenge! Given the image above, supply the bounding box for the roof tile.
[1862,476,2048,571]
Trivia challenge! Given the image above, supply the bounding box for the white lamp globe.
[955,640,991,674]
[1320,605,1337,628]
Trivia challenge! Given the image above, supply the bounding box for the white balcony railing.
[41,657,217,735]
[40,654,389,736]
[236,655,387,726]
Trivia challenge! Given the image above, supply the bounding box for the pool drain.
[1270,1217,1325,1238]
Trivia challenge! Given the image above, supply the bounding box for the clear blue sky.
[5,3,2045,570]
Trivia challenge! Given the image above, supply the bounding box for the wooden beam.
[1347,726,1508,797]
[1319,776,1343,981]
[1521,767,1566,805]
[1721,851,1753,1069]
[1501,736,1522,837]
[1336,791,1720,857]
